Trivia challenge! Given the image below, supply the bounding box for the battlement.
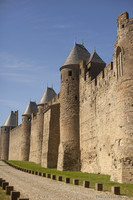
[80,61,114,96]
[44,93,60,110]
[10,123,22,133]
[117,12,129,23]
[117,12,133,40]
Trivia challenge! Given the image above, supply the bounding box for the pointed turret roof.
[38,87,56,105]
[87,51,105,64]
[23,101,37,116]
[62,43,90,66]
[3,111,17,127]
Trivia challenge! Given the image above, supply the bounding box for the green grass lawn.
[0,188,10,200]
[7,160,133,197]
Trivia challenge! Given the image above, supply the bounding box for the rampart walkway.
[0,161,131,200]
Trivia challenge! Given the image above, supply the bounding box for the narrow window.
[68,70,72,76]
[116,47,123,77]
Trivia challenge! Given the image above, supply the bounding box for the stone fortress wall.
[0,12,133,184]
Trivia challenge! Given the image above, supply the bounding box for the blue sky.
[0,0,133,126]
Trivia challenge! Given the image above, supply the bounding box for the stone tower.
[37,87,56,164]
[20,101,37,161]
[0,111,18,160]
[57,43,90,171]
[29,87,56,164]
[111,12,133,183]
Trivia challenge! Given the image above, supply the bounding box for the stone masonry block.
[58,176,62,181]
[17,198,29,200]
[42,173,46,177]
[73,179,79,185]
[83,181,90,188]
[0,179,5,187]
[39,172,42,176]
[65,177,70,183]
[0,178,2,186]
[2,182,9,190]
[11,191,20,200]
[52,175,56,180]
[35,171,38,175]
[111,186,120,195]
[95,183,103,191]
[46,174,51,178]
[6,186,14,195]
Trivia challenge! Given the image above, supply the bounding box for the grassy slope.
[0,188,10,200]
[7,160,133,197]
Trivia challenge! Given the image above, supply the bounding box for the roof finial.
[47,83,48,89]
[74,37,77,45]
[51,84,53,89]
[94,47,96,52]
[82,39,84,45]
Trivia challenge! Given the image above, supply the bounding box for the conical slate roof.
[23,101,38,116]
[62,43,90,66]
[87,51,105,64]
[38,87,56,105]
[3,111,17,127]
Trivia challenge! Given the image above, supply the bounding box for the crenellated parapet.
[80,60,115,103]
[0,11,132,185]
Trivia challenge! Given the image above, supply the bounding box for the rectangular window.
[68,70,72,76]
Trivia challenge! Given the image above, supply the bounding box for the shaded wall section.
[41,104,60,168]
[9,124,22,160]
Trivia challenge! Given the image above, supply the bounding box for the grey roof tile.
[3,111,17,127]
[63,43,90,66]
[87,51,105,64]
[38,87,56,105]
[23,101,37,116]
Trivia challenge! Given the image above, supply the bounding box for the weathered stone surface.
[46,174,51,178]
[52,175,56,180]
[41,104,60,168]
[0,179,5,187]
[11,191,20,200]
[0,12,132,184]
[111,186,120,195]
[6,186,14,195]
[65,177,70,183]
[58,176,62,181]
[83,181,90,188]
[2,181,9,190]
[95,183,103,191]
[73,179,79,185]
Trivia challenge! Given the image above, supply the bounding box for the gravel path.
[0,161,131,200]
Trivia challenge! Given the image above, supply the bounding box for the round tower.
[20,101,37,161]
[111,12,133,183]
[1,111,18,160]
[21,115,31,161]
[36,87,56,164]
[35,104,44,164]
[57,43,90,171]
[1,126,10,160]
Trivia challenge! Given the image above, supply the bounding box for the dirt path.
[0,161,131,200]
